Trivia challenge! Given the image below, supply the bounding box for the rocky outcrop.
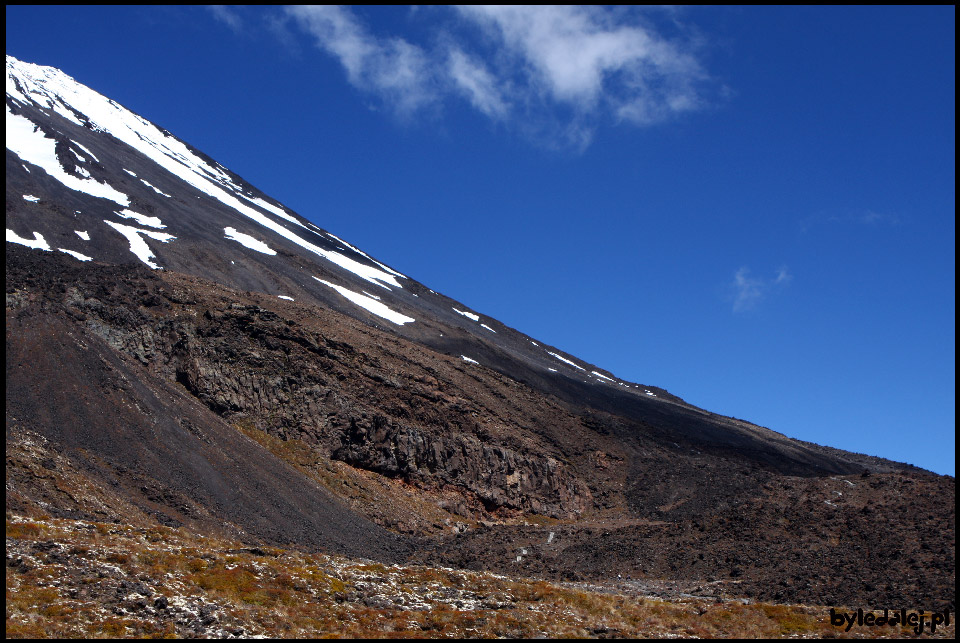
[40,256,593,520]
[9,248,953,610]
[334,414,590,518]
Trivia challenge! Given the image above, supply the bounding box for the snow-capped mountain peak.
[7,54,647,394]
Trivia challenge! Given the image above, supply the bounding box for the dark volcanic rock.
[6,246,412,563]
[5,53,953,613]
[6,246,955,610]
[333,415,590,517]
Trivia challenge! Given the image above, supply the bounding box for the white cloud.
[208,5,243,33]
[447,48,508,119]
[456,5,704,122]
[285,6,437,117]
[282,6,712,148]
[733,267,764,313]
[859,210,900,226]
[775,265,792,285]
[732,266,791,313]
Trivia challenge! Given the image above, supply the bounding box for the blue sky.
[7,6,955,475]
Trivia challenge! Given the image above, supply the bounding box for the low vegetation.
[8,515,950,638]
[232,421,465,537]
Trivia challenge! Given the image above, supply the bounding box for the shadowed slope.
[6,248,412,562]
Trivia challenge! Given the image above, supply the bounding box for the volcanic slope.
[3,54,914,477]
[6,55,955,610]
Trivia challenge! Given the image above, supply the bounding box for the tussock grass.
[6,514,951,639]
[231,422,474,536]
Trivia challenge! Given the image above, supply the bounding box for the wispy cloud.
[732,266,790,313]
[800,209,902,233]
[858,210,900,226]
[447,47,508,119]
[208,5,243,34]
[774,265,792,285]
[281,6,714,149]
[285,6,437,117]
[456,6,704,120]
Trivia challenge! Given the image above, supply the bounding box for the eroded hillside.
[6,247,955,612]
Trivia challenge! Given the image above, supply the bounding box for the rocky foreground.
[7,515,954,639]
[7,248,954,614]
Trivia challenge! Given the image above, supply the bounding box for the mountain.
[6,54,954,614]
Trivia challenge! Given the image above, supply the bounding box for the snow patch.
[313,277,414,325]
[58,248,92,261]
[140,178,171,197]
[453,308,480,322]
[22,194,39,202]
[547,351,585,371]
[325,231,406,279]
[7,57,405,289]
[320,251,400,289]
[224,227,276,255]
[75,230,90,241]
[50,100,83,125]
[114,209,165,229]
[6,229,50,250]
[277,295,294,301]
[6,106,129,205]
[73,141,98,162]
[238,194,311,231]
[481,323,496,333]
[103,220,175,269]
[461,356,479,364]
